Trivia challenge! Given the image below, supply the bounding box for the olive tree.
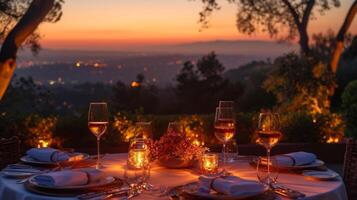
[0,0,63,99]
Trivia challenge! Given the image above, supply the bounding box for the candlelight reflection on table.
[200,153,219,174]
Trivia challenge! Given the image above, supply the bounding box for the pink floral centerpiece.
[151,130,206,168]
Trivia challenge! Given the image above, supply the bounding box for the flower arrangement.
[151,129,207,167]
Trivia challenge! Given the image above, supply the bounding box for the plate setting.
[20,153,90,167]
[24,175,122,197]
[302,170,339,181]
[169,182,273,200]
[252,158,325,171]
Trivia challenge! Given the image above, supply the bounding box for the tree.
[0,0,63,100]
[176,52,244,113]
[197,0,340,54]
[197,0,356,72]
[330,0,357,73]
[263,52,335,115]
[112,74,159,114]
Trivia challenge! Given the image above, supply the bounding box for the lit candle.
[37,140,49,148]
[128,149,147,169]
[201,153,219,174]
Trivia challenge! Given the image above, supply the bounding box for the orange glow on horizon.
[37,0,357,49]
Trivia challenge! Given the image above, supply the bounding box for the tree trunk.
[0,0,55,100]
[330,1,357,73]
[299,27,310,55]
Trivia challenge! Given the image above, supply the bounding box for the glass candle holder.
[200,153,219,174]
[128,138,149,169]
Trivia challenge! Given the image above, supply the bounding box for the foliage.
[279,112,344,143]
[196,0,340,53]
[112,112,137,142]
[178,115,206,146]
[342,80,357,139]
[0,0,64,54]
[263,52,335,116]
[112,74,159,114]
[311,30,353,62]
[22,114,60,148]
[176,52,244,113]
[0,76,55,142]
[262,51,345,142]
[224,60,276,111]
[343,36,357,60]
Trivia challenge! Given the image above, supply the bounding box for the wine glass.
[214,107,236,173]
[127,138,151,191]
[135,122,153,139]
[256,156,279,186]
[167,122,184,134]
[123,164,149,194]
[256,112,282,187]
[225,140,239,163]
[219,100,234,108]
[88,102,109,169]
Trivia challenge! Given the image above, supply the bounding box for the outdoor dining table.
[0,153,348,200]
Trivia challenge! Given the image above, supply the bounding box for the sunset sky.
[38,0,357,50]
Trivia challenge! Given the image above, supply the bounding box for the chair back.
[0,136,20,169]
[343,138,357,199]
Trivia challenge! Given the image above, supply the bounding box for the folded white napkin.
[26,148,70,162]
[33,168,106,187]
[199,175,265,196]
[268,151,317,167]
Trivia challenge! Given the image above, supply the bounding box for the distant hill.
[172,40,298,57]
[18,40,298,60]
[14,39,299,87]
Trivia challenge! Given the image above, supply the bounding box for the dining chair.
[0,136,20,169]
[343,138,357,199]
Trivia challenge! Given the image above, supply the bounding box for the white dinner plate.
[20,153,90,166]
[302,170,339,181]
[253,158,325,170]
[276,160,325,170]
[28,175,116,190]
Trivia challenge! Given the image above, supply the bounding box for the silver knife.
[273,185,306,199]
[77,187,129,200]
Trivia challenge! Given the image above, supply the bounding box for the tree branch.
[0,0,55,99]
[301,0,315,29]
[330,0,357,73]
[281,0,301,26]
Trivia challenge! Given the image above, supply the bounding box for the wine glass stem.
[223,142,226,172]
[267,148,271,185]
[96,137,100,169]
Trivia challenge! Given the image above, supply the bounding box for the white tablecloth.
[0,153,348,200]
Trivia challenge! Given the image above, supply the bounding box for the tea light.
[37,140,50,148]
[201,153,219,174]
[128,149,148,169]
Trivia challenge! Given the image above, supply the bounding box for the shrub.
[342,80,357,139]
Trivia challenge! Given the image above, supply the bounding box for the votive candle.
[128,149,147,169]
[201,153,219,174]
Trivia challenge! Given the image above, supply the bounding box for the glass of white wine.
[256,112,281,187]
[219,100,234,108]
[88,102,109,169]
[135,122,153,139]
[214,107,236,173]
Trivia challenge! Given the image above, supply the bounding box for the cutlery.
[77,187,130,200]
[272,184,305,199]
